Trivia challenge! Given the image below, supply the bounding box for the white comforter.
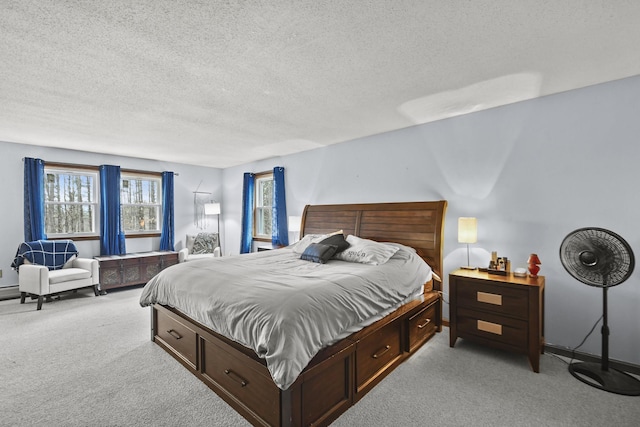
[139,245,432,390]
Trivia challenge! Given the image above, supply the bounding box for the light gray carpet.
[1,288,638,427]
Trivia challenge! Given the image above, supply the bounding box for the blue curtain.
[159,171,175,251]
[23,157,47,241]
[272,166,289,247]
[99,165,126,255]
[240,173,255,254]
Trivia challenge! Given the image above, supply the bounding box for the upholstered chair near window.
[178,233,221,262]
[12,240,100,310]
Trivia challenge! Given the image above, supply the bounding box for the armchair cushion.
[48,268,92,284]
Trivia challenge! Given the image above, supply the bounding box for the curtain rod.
[21,158,179,176]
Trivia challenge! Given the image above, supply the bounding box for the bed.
[141,200,447,427]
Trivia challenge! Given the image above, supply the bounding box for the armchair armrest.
[18,264,49,295]
[72,258,99,285]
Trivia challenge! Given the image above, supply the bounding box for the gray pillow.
[318,233,350,254]
[300,243,338,264]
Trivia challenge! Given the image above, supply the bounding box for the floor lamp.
[458,217,477,270]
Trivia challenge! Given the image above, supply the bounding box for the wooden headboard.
[300,200,448,284]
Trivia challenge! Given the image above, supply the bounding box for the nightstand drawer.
[456,279,528,319]
[457,307,528,350]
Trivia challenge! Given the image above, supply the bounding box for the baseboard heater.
[0,285,20,301]
[545,343,640,376]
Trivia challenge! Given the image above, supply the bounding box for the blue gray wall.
[223,75,640,366]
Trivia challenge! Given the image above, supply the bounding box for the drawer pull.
[477,320,503,335]
[417,318,431,329]
[167,329,182,340]
[477,291,502,306]
[372,345,391,359]
[224,369,248,387]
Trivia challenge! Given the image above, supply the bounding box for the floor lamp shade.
[204,203,221,215]
[458,217,477,269]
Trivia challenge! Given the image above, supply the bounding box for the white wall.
[223,75,640,366]
[0,141,222,286]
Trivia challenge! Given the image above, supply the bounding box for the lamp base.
[460,266,477,270]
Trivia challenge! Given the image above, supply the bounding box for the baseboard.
[544,344,640,376]
[0,285,20,301]
[441,322,639,375]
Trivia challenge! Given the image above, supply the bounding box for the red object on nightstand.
[528,253,541,277]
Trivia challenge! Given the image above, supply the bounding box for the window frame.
[41,163,164,240]
[120,170,163,237]
[253,171,273,241]
[43,164,100,240]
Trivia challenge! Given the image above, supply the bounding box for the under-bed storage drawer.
[408,302,437,352]
[155,308,198,369]
[200,334,281,427]
[355,320,402,393]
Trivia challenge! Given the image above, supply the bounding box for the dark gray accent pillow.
[300,243,338,264]
[318,233,350,254]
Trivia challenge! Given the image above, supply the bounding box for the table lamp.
[458,217,478,270]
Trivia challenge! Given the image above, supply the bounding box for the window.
[44,167,99,237]
[120,174,162,234]
[253,172,273,239]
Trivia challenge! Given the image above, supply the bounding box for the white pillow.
[290,234,328,254]
[334,235,399,265]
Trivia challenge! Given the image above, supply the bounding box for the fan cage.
[559,227,634,288]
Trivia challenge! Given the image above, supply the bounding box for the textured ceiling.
[2,1,640,168]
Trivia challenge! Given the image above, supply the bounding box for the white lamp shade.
[458,217,477,244]
[204,202,221,215]
[289,216,302,232]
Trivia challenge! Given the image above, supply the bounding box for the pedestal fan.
[559,227,640,395]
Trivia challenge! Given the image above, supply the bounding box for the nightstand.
[449,269,545,372]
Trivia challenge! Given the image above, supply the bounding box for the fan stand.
[568,286,640,396]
